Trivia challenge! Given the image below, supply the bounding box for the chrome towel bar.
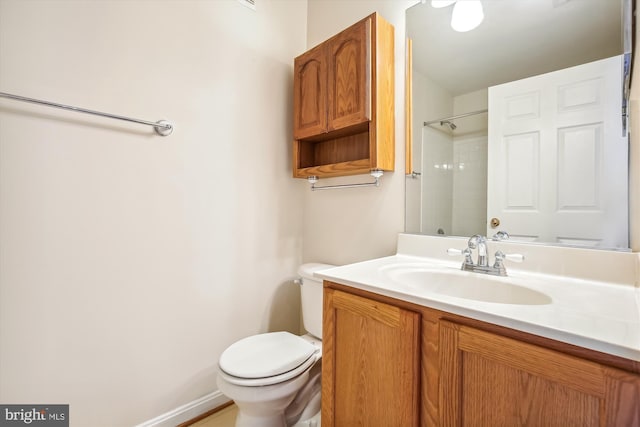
[307,170,383,191]
[0,91,173,136]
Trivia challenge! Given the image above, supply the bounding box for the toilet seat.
[219,352,317,386]
[219,332,320,387]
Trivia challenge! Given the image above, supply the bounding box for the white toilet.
[217,263,334,427]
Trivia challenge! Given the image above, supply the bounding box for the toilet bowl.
[216,263,334,427]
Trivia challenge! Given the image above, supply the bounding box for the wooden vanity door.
[322,288,420,427]
[439,320,640,427]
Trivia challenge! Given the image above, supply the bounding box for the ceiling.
[406,0,624,96]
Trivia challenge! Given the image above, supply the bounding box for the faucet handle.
[505,253,524,262]
[447,247,474,265]
[493,250,524,267]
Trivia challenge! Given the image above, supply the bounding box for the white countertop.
[316,235,640,362]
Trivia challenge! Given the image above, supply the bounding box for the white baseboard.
[134,391,231,427]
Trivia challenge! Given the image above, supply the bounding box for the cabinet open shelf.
[295,128,371,178]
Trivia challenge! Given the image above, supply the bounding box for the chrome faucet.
[448,234,524,276]
[468,234,488,266]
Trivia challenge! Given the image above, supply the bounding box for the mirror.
[406,0,632,250]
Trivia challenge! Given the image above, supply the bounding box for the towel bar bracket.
[154,120,173,136]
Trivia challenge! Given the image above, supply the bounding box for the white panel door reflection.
[487,56,628,249]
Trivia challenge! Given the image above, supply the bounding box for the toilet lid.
[219,331,317,379]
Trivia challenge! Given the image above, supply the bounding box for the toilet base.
[291,409,320,427]
[218,361,322,427]
[218,368,310,427]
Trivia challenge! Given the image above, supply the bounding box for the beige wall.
[0,0,307,425]
[303,0,416,265]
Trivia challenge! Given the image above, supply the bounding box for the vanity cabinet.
[439,321,640,426]
[293,12,395,179]
[322,282,640,427]
[322,288,420,426]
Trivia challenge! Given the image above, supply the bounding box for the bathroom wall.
[0,0,307,425]
[303,0,417,265]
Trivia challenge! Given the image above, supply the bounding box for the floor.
[190,404,238,427]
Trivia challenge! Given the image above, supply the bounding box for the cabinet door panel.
[462,352,600,426]
[327,18,371,132]
[294,44,327,140]
[323,289,420,427]
[603,370,640,426]
[440,320,640,427]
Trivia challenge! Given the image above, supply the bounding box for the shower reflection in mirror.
[420,107,488,239]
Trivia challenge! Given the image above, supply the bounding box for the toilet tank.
[298,263,335,340]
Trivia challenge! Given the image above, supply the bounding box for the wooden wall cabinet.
[322,282,640,427]
[293,13,395,179]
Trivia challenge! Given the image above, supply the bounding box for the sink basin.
[382,265,552,305]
